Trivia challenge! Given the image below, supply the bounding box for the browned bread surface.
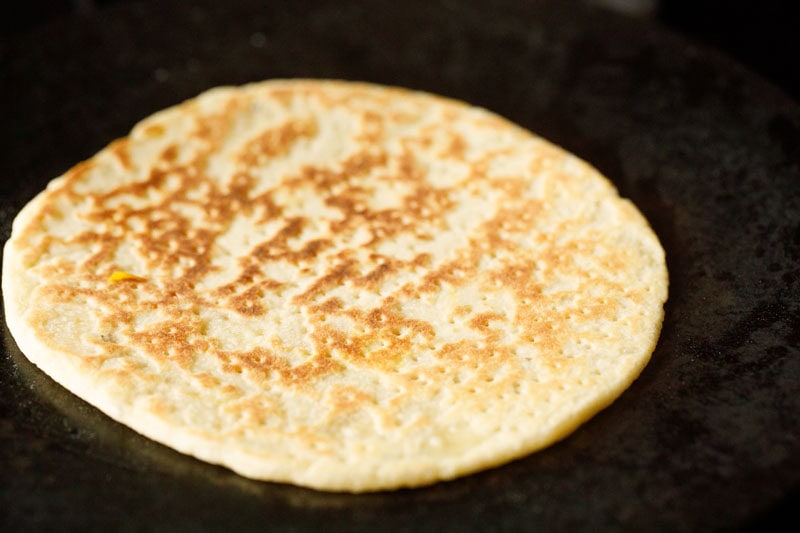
[2,80,667,492]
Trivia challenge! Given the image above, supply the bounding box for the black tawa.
[1,1,799,530]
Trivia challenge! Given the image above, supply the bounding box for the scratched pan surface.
[1,0,799,530]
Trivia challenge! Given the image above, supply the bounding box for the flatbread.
[2,80,667,492]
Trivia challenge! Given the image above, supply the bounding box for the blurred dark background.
[1,0,798,102]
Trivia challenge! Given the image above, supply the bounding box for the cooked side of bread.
[2,80,667,492]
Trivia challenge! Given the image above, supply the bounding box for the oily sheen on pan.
[2,80,667,492]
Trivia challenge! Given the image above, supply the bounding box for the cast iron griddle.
[1,1,799,530]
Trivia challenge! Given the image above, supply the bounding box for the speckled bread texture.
[2,80,667,492]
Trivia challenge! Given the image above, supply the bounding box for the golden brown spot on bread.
[442,132,467,159]
[292,259,359,306]
[59,160,96,193]
[238,119,318,167]
[468,312,506,333]
[353,261,394,289]
[222,396,270,428]
[109,138,132,169]
[340,149,388,178]
[326,385,375,415]
[126,317,209,369]
[161,145,179,162]
[227,285,268,316]
[143,124,166,138]
[308,297,344,314]
[280,353,344,388]
[224,347,288,378]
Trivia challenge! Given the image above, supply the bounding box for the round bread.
[2,80,667,492]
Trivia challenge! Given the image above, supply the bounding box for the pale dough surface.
[2,80,667,492]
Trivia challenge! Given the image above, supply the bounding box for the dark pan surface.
[1,1,799,530]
